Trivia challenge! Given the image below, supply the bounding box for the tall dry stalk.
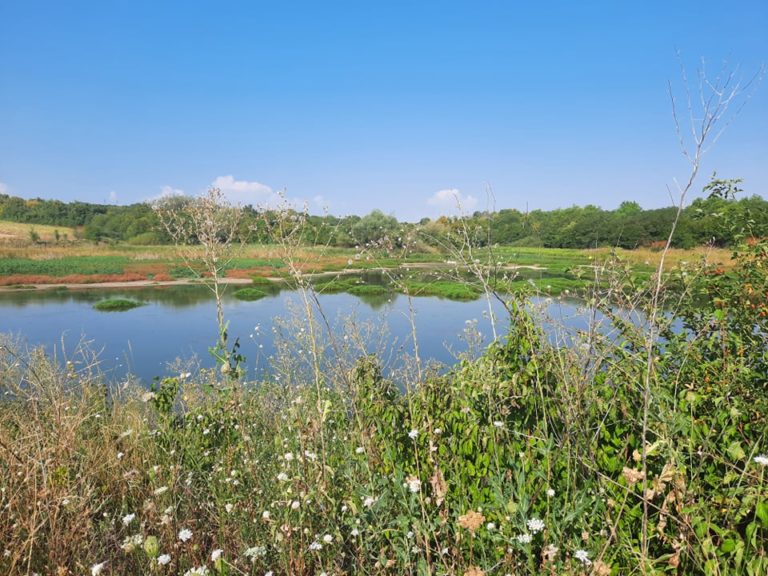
[153,187,246,353]
[639,57,762,570]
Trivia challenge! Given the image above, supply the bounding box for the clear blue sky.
[1,1,766,221]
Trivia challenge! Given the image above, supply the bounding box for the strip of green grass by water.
[0,256,130,276]
[93,298,144,311]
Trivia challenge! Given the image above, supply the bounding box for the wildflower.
[157,554,171,565]
[323,534,333,544]
[178,528,193,542]
[406,476,422,493]
[433,428,442,435]
[458,510,485,532]
[486,522,496,531]
[225,503,234,513]
[754,454,768,466]
[183,567,209,576]
[242,546,262,562]
[291,500,300,510]
[351,528,360,537]
[575,549,592,565]
[211,549,223,562]
[262,510,271,520]
[363,496,377,508]
[265,572,273,576]
[309,541,323,551]
[546,488,555,497]
[516,533,532,544]
[527,517,545,533]
[122,513,136,526]
[277,472,289,482]
[355,446,365,454]
[284,452,294,461]
[117,452,124,460]
[91,562,107,576]
[408,429,419,440]
[153,486,168,496]
[493,421,504,428]
[121,534,143,552]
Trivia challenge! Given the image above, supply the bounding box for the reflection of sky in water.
[0,286,646,386]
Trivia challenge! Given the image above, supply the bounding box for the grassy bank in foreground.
[1,239,766,576]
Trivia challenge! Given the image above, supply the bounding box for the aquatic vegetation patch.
[93,298,145,311]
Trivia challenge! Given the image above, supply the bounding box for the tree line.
[1,186,766,249]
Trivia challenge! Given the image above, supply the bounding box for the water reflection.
[0,285,615,385]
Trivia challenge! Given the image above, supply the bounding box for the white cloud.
[108,190,118,204]
[155,185,186,200]
[211,175,273,202]
[426,188,478,215]
[0,181,8,195]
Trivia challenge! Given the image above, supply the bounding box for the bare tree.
[153,187,246,361]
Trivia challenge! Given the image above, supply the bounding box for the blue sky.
[1,1,766,221]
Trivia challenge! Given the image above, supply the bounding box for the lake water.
[0,285,611,385]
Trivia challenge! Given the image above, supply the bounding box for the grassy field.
[0,219,77,243]
[0,239,735,296]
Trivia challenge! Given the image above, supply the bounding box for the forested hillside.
[1,188,766,248]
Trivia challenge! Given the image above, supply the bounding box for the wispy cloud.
[426,188,478,216]
[108,190,118,204]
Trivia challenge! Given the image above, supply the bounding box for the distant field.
[0,238,735,289]
[0,220,77,243]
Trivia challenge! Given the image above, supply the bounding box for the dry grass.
[587,246,734,270]
[0,220,77,244]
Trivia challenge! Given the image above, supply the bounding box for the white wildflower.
[351,528,360,537]
[754,454,768,466]
[262,510,271,520]
[183,567,209,576]
[153,486,168,496]
[355,446,365,454]
[516,533,532,544]
[291,500,300,510]
[493,421,504,428]
[363,496,377,508]
[91,562,107,575]
[309,541,323,551]
[277,472,289,482]
[121,533,143,552]
[408,429,419,440]
[178,528,193,542]
[487,522,496,531]
[122,513,136,526]
[211,549,223,562]
[283,452,294,461]
[157,553,171,565]
[527,517,545,533]
[406,476,422,493]
[546,488,555,497]
[575,549,591,565]
[323,534,333,544]
[225,503,234,513]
